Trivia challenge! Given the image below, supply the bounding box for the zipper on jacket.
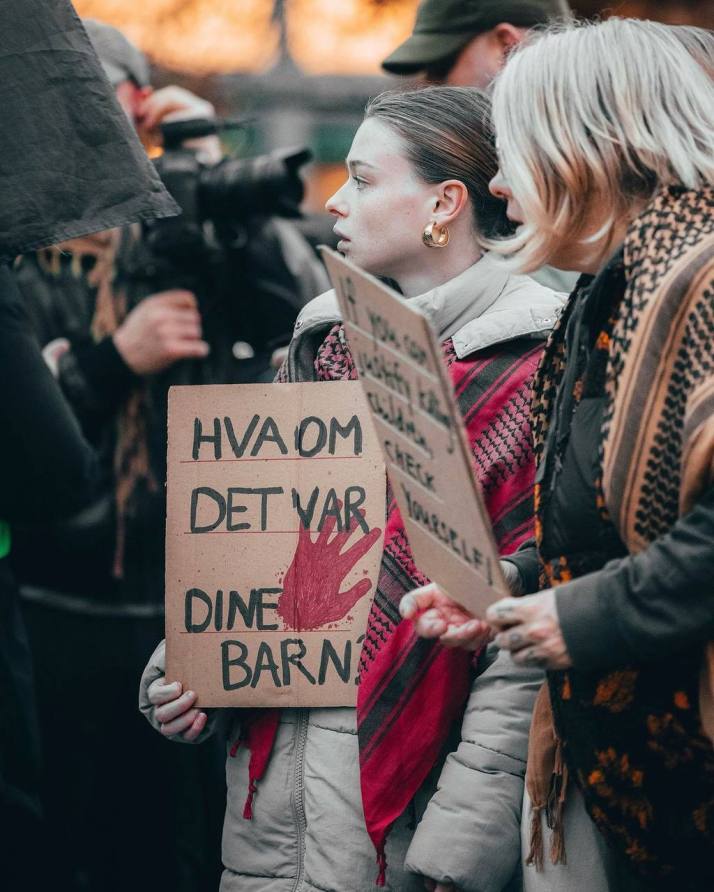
[290,708,309,892]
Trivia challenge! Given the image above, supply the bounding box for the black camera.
[142,117,312,285]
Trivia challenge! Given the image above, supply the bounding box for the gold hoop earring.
[422,221,449,248]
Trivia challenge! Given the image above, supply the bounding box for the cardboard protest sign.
[321,248,508,616]
[165,382,385,707]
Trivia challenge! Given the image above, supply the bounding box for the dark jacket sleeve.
[0,266,99,521]
[12,253,137,434]
[556,484,714,670]
[56,335,137,435]
[501,538,539,595]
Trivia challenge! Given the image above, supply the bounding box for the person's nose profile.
[325,182,349,216]
[488,169,511,201]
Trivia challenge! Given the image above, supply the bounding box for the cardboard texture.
[165,382,385,707]
[322,248,508,616]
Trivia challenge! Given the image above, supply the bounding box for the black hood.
[0,0,178,262]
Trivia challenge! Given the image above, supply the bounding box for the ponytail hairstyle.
[365,86,511,238]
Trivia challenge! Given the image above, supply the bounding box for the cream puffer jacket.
[140,266,566,891]
[140,641,540,892]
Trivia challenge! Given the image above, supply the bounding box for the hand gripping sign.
[165,382,385,707]
[321,248,508,616]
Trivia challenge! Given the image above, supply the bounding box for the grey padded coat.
[140,642,541,892]
[140,268,565,891]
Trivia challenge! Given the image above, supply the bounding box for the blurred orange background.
[73,0,713,212]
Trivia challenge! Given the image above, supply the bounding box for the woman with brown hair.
[139,86,564,892]
[402,18,714,891]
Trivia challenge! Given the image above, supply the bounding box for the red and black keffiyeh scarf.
[242,324,541,883]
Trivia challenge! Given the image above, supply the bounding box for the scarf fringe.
[375,844,387,887]
[528,739,569,870]
[525,805,545,870]
[547,740,568,865]
[228,738,259,821]
[243,779,257,820]
[549,805,567,867]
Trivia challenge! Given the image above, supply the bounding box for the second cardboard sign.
[322,247,508,616]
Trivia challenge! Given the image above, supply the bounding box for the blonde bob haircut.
[489,18,714,273]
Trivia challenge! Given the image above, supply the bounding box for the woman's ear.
[431,180,470,227]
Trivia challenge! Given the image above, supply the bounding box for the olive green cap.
[382,0,571,74]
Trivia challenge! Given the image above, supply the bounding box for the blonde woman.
[402,18,714,891]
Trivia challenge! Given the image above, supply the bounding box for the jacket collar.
[408,252,508,342]
[451,268,567,358]
[293,252,568,356]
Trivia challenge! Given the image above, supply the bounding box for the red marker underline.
[183,530,301,535]
[177,628,352,634]
[180,456,362,464]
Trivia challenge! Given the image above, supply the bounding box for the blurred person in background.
[10,18,327,892]
[383,0,575,294]
[403,18,714,892]
[0,4,176,890]
[382,0,571,87]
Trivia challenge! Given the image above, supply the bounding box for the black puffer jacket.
[0,265,100,874]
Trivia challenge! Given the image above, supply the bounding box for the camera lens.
[198,148,311,221]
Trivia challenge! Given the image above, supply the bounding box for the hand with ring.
[485,590,572,670]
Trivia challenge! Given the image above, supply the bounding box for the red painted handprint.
[278,510,383,631]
